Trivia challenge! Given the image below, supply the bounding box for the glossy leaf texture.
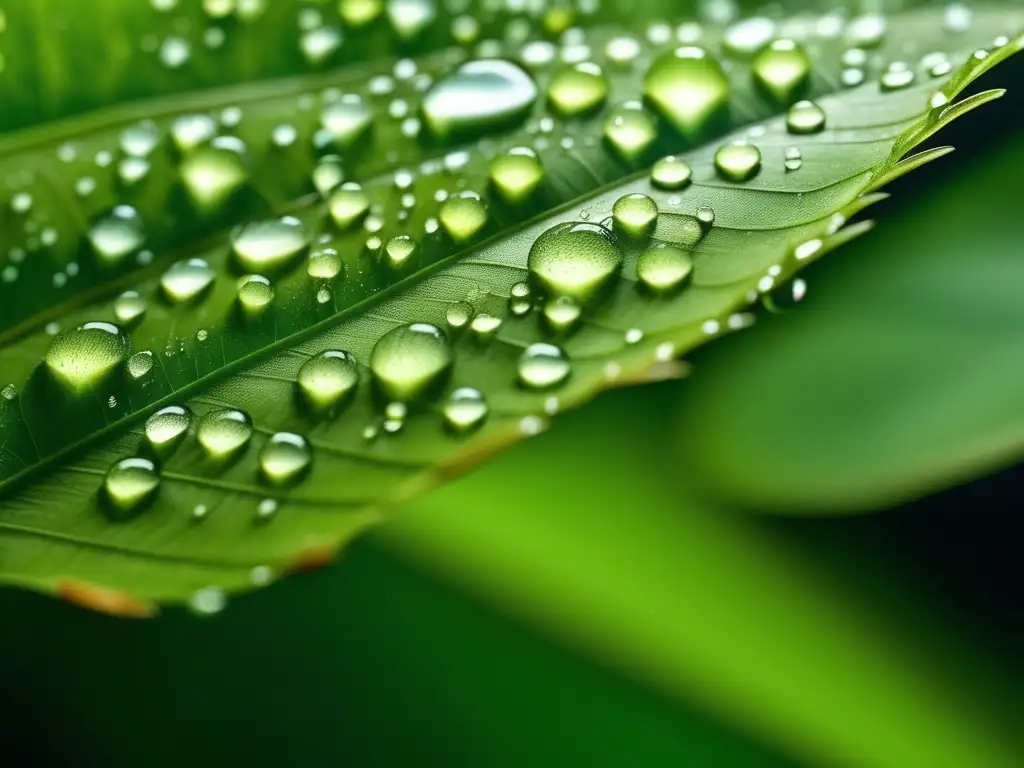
[1,1,1022,611]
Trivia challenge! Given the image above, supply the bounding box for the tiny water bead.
[370,323,453,402]
[296,350,360,413]
[604,102,658,162]
[714,141,762,182]
[528,221,621,303]
[320,94,373,148]
[232,216,311,273]
[547,62,608,116]
[612,194,659,238]
[236,274,275,313]
[179,136,250,210]
[644,46,729,138]
[328,183,370,229]
[764,277,808,312]
[636,244,694,293]
[489,147,545,204]
[161,258,215,303]
[88,206,146,266]
[113,291,148,326]
[651,156,693,191]
[752,39,811,104]
[443,387,488,434]
[439,192,488,243]
[542,295,582,334]
[259,432,312,486]
[145,405,191,453]
[697,206,715,227]
[422,59,537,139]
[786,100,826,134]
[197,409,254,460]
[445,301,474,332]
[518,343,570,390]
[383,235,417,270]
[45,322,130,393]
[103,458,160,517]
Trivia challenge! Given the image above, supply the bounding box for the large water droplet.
[297,350,360,414]
[145,405,191,454]
[786,100,826,134]
[88,206,146,266]
[528,221,621,303]
[604,102,658,163]
[422,60,537,139]
[518,343,570,390]
[231,216,311,273]
[103,457,160,517]
[443,387,488,434]
[752,39,811,104]
[197,409,253,460]
[644,46,729,138]
[45,321,130,393]
[489,146,545,204]
[259,432,312,486]
[612,193,659,238]
[161,258,215,303]
[714,141,762,182]
[547,62,608,116]
[370,323,452,402]
[637,244,693,293]
[179,135,250,210]
[439,192,487,243]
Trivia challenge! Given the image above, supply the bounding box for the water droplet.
[197,409,253,460]
[443,387,488,434]
[714,141,761,182]
[846,14,887,49]
[170,113,217,153]
[256,498,279,521]
[160,35,191,68]
[604,102,658,163]
[307,247,345,281]
[339,0,382,26]
[422,60,537,140]
[387,0,436,39]
[547,62,608,116]
[118,156,151,187]
[697,206,715,227]
[528,221,621,303]
[119,120,160,157]
[88,206,146,266]
[469,313,502,342]
[370,323,452,402]
[236,274,275,314]
[161,258,215,303]
[188,586,227,616]
[231,216,311,273]
[784,146,803,172]
[644,46,729,138]
[752,39,810,104]
[445,301,475,332]
[786,100,826,134]
[542,295,582,334]
[518,343,570,390]
[179,135,250,210]
[489,146,545,204]
[383,235,417,270]
[637,244,693,293]
[313,155,345,196]
[259,432,312,486]
[103,457,160,517]
[880,61,915,92]
[145,405,191,454]
[439,192,487,243]
[127,351,154,380]
[944,3,972,32]
[612,193,659,238]
[297,350,360,414]
[722,16,775,57]
[320,94,373,149]
[1,384,16,401]
[763,277,807,312]
[650,156,693,191]
[328,183,370,230]
[301,25,343,65]
[113,291,148,326]
[45,322,130,393]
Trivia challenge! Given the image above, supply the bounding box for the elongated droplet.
[644,46,729,138]
[612,193,659,238]
[259,432,312,486]
[489,146,545,204]
[161,258,215,303]
[547,62,608,116]
[528,221,621,303]
[88,206,146,266]
[423,60,537,139]
[786,100,826,134]
[370,323,452,401]
[637,244,693,293]
[197,409,253,460]
[752,39,811,104]
[231,216,311,273]
[145,405,191,454]
[443,387,488,434]
[297,350,360,414]
[714,141,762,182]
[439,192,487,243]
[46,322,130,393]
[604,102,658,163]
[104,457,160,517]
[114,290,148,326]
[518,343,570,390]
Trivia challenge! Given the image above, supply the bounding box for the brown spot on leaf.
[57,580,157,619]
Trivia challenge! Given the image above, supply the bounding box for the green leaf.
[675,126,1024,513]
[1,2,1022,610]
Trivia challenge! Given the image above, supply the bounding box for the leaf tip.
[57,580,158,619]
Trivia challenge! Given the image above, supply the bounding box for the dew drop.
[259,432,312,486]
[786,100,826,134]
[542,295,582,334]
[752,39,810,104]
[422,60,537,140]
[161,258,215,303]
[328,183,370,230]
[170,113,217,153]
[612,193,659,238]
[604,102,658,163]
[313,155,345,196]
[445,301,474,332]
[145,405,191,454]
[880,61,915,92]
[697,206,715,227]
[307,247,345,280]
[296,350,360,414]
[301,25,343,65]
[113,290,148,326]
[547,62,608,116]
[518,343,570,390]
[722,16,775,57]
[255,498,279,521]
[88,206,146,266]
[644,46,729,138]
[370,323,452,402]
[45,322,130,393]
[383,235,417,270]
[763,277,808,312]
[650,156,693,191]
[846,14,887,49]
[443,387,488,434]
[339,0,382,26]
[103,457,160,517]
[714,141,761,182]
[197,409,253,460]
[127,351,155,380]
[386,0,436,39]
[489,146,545,204]
[236,274,275,314]
[179,135,250,210]
[637,244,693,293]
[439,192,487,243]
[469,313,502,343]
[188,586,227,616]
[528,221,621,303]
[320,94,373,149]
[119,120,160,157]
[231,216,311,273]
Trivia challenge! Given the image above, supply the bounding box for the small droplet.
[127,351,154,380]
[637,244,693,293]
[103,458,160,517]
[469,313,502,342]
[383,235,417,270]
[313,155,345,196]
[422,59,537,139]
[846,14,887,49]
[306,247,345,281]
[697,206,715,227]
[714,141,762,182]
[786,100,826,134]
[231,216,311,273]
[161,258,215,303]
[119,120,160,157]
[528,221,621,303]
[880,61,915,92]
[255,498,279,521]
[445,301,474,332]
[763,277,808,312]
[651,156,693,190]
[259,432,312,486]
[370,323,453,402]
[547,62,608,116]
[113,291,148,326]
[752,39,811,104]
[170,113,217,153]
[197,409,253,460]
[328,183,370,230]
[542,296,582,334]
[489,147,545,204]
[784,146,803,172]
[301,26,343,65]
[296,350,360,414]
[88,206,146,266]
[604,102,658,163]
[179,136,250,211]
[145,405,191,454]
[45,322,130,394]
[644,46,729,138]
[612,193,659,238]
[518,343,571,390]
[443,387,488,434]
[236,274,275,314]
[320,94,373,149]
[722,16,775,57]
[387,0,436,39]
[439,192,488,243]
[188,586,227,616]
